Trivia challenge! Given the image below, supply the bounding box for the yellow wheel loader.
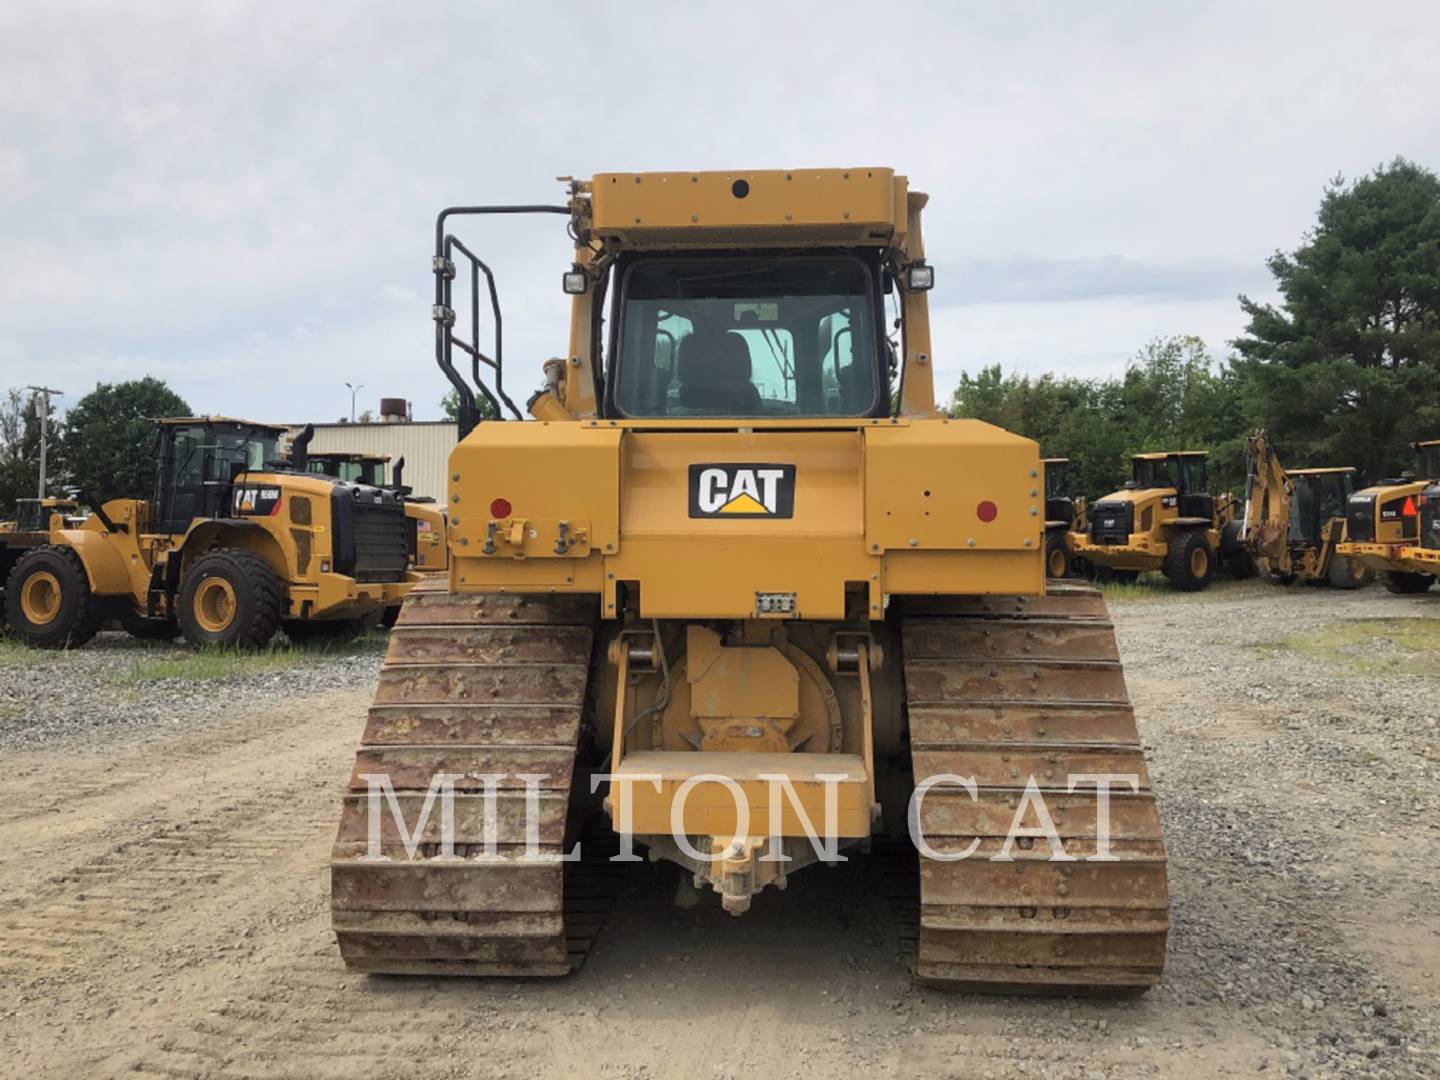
[3,417,417,649]
[1041,457,1088,578]
[1340,440,1439,595]
[1239,431,1370,588]
[329,169,1168,994]
[1070,451,1244,591]
[298,447,448,573]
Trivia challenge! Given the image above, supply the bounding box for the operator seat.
[676,330,762,414]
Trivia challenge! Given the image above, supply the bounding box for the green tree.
[948,336,1249,498]
[440,387,498,423]
[1235,157,1440,480]
[0,388,61,518]
[60,377,191,505]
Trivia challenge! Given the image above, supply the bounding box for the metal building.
[288,421,458,502]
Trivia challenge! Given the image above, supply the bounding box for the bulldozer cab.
[151,418,287,535]
[1288,468,1356,546]
[608,256,887,419]
[1132,452,1211,521]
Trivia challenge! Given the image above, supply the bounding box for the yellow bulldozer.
[329,168,1169,994]
[1070,451,1245,590]
[1239,431,1370,588]
[296,444,448,573]
[1339,440,1439,595]
[3,417,417,648]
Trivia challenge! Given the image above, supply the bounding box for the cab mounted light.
[562,267,588,295]
[905,262,934,291]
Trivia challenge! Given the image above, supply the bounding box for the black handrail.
[433,205,570,438]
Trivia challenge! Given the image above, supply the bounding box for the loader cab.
[1132,452,1211,520]
[1042,458,1076,527]
[14,497,81,534]
[152,418,286,535]
[1418,441,1440,482]
[1288,468,1356,547]
[305,452,390,489]
[607,252,889,419]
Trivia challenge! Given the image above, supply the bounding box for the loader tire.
[1383,571,1434,595]
[1162,531,1213,592]
[178,549,283,649]
[120,609,182,641]
[1326,555,1371,590]
[5,546,103,649]
[1044,532,1071,579]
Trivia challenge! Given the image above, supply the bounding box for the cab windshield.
[171,425,279,483]
[1044,463,1069,499]
[1132,457,1179,490]
[309,459,387,486]
[612,256,882,418]
[1419,443,1440,480]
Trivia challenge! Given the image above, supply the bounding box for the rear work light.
[905,262,934,291]
[562,267,587,295]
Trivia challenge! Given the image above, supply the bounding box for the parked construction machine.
[1341,439,1440,594]
[1070,451,1244,591]
[1041,457,1087,578]
[1239,431,1370,588]
[298,447,448,573]
[4,417,416,648]
[329,168,1168,993]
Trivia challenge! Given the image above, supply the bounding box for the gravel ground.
[0,577,1435,1078]
[0,630,386,751]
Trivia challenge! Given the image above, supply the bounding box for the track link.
[900,581,1169,993]
[329,581,610,976]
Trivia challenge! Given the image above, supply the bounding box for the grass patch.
[1259,617,1440,676]
[0,637,33,665]
[1099,574,1171,603]
[123,632,384,684]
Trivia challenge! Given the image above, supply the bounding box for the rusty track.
[899,581,1169,993]
[329,581,612,976]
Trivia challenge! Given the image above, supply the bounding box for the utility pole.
[345,381,364,423]
[25,385,62,499]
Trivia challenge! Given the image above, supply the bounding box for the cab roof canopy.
[1132,451,1207,460]
[1041,457,1071,464]
[1289,466,1358,476]
[583,167,914,251]
[153,416,288,435]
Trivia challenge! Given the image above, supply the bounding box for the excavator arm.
[1242,430,1292,576]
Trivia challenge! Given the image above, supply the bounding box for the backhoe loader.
[329,168,1168,994]
[1070,451,1244,591]
[1239,431,1370,588]
[1339,440,1439,594]
[4,417,417,648]
[1041,457,1087,578]
[299,447,448,572]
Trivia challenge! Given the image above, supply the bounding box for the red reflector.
[976,500,998,523]
[1402,496,1418,517]
[490,497,512,518]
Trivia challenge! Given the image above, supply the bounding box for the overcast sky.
[3,1,1438,423]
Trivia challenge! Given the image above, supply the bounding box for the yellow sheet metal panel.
[865,419,1040,551]
[449,421,623,556]
[590,168,904,249]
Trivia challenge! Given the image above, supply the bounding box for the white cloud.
[0,1,1437,421]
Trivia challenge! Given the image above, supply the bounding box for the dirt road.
[1,581,1436,1078]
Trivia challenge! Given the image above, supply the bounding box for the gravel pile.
[0,630,385,751]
